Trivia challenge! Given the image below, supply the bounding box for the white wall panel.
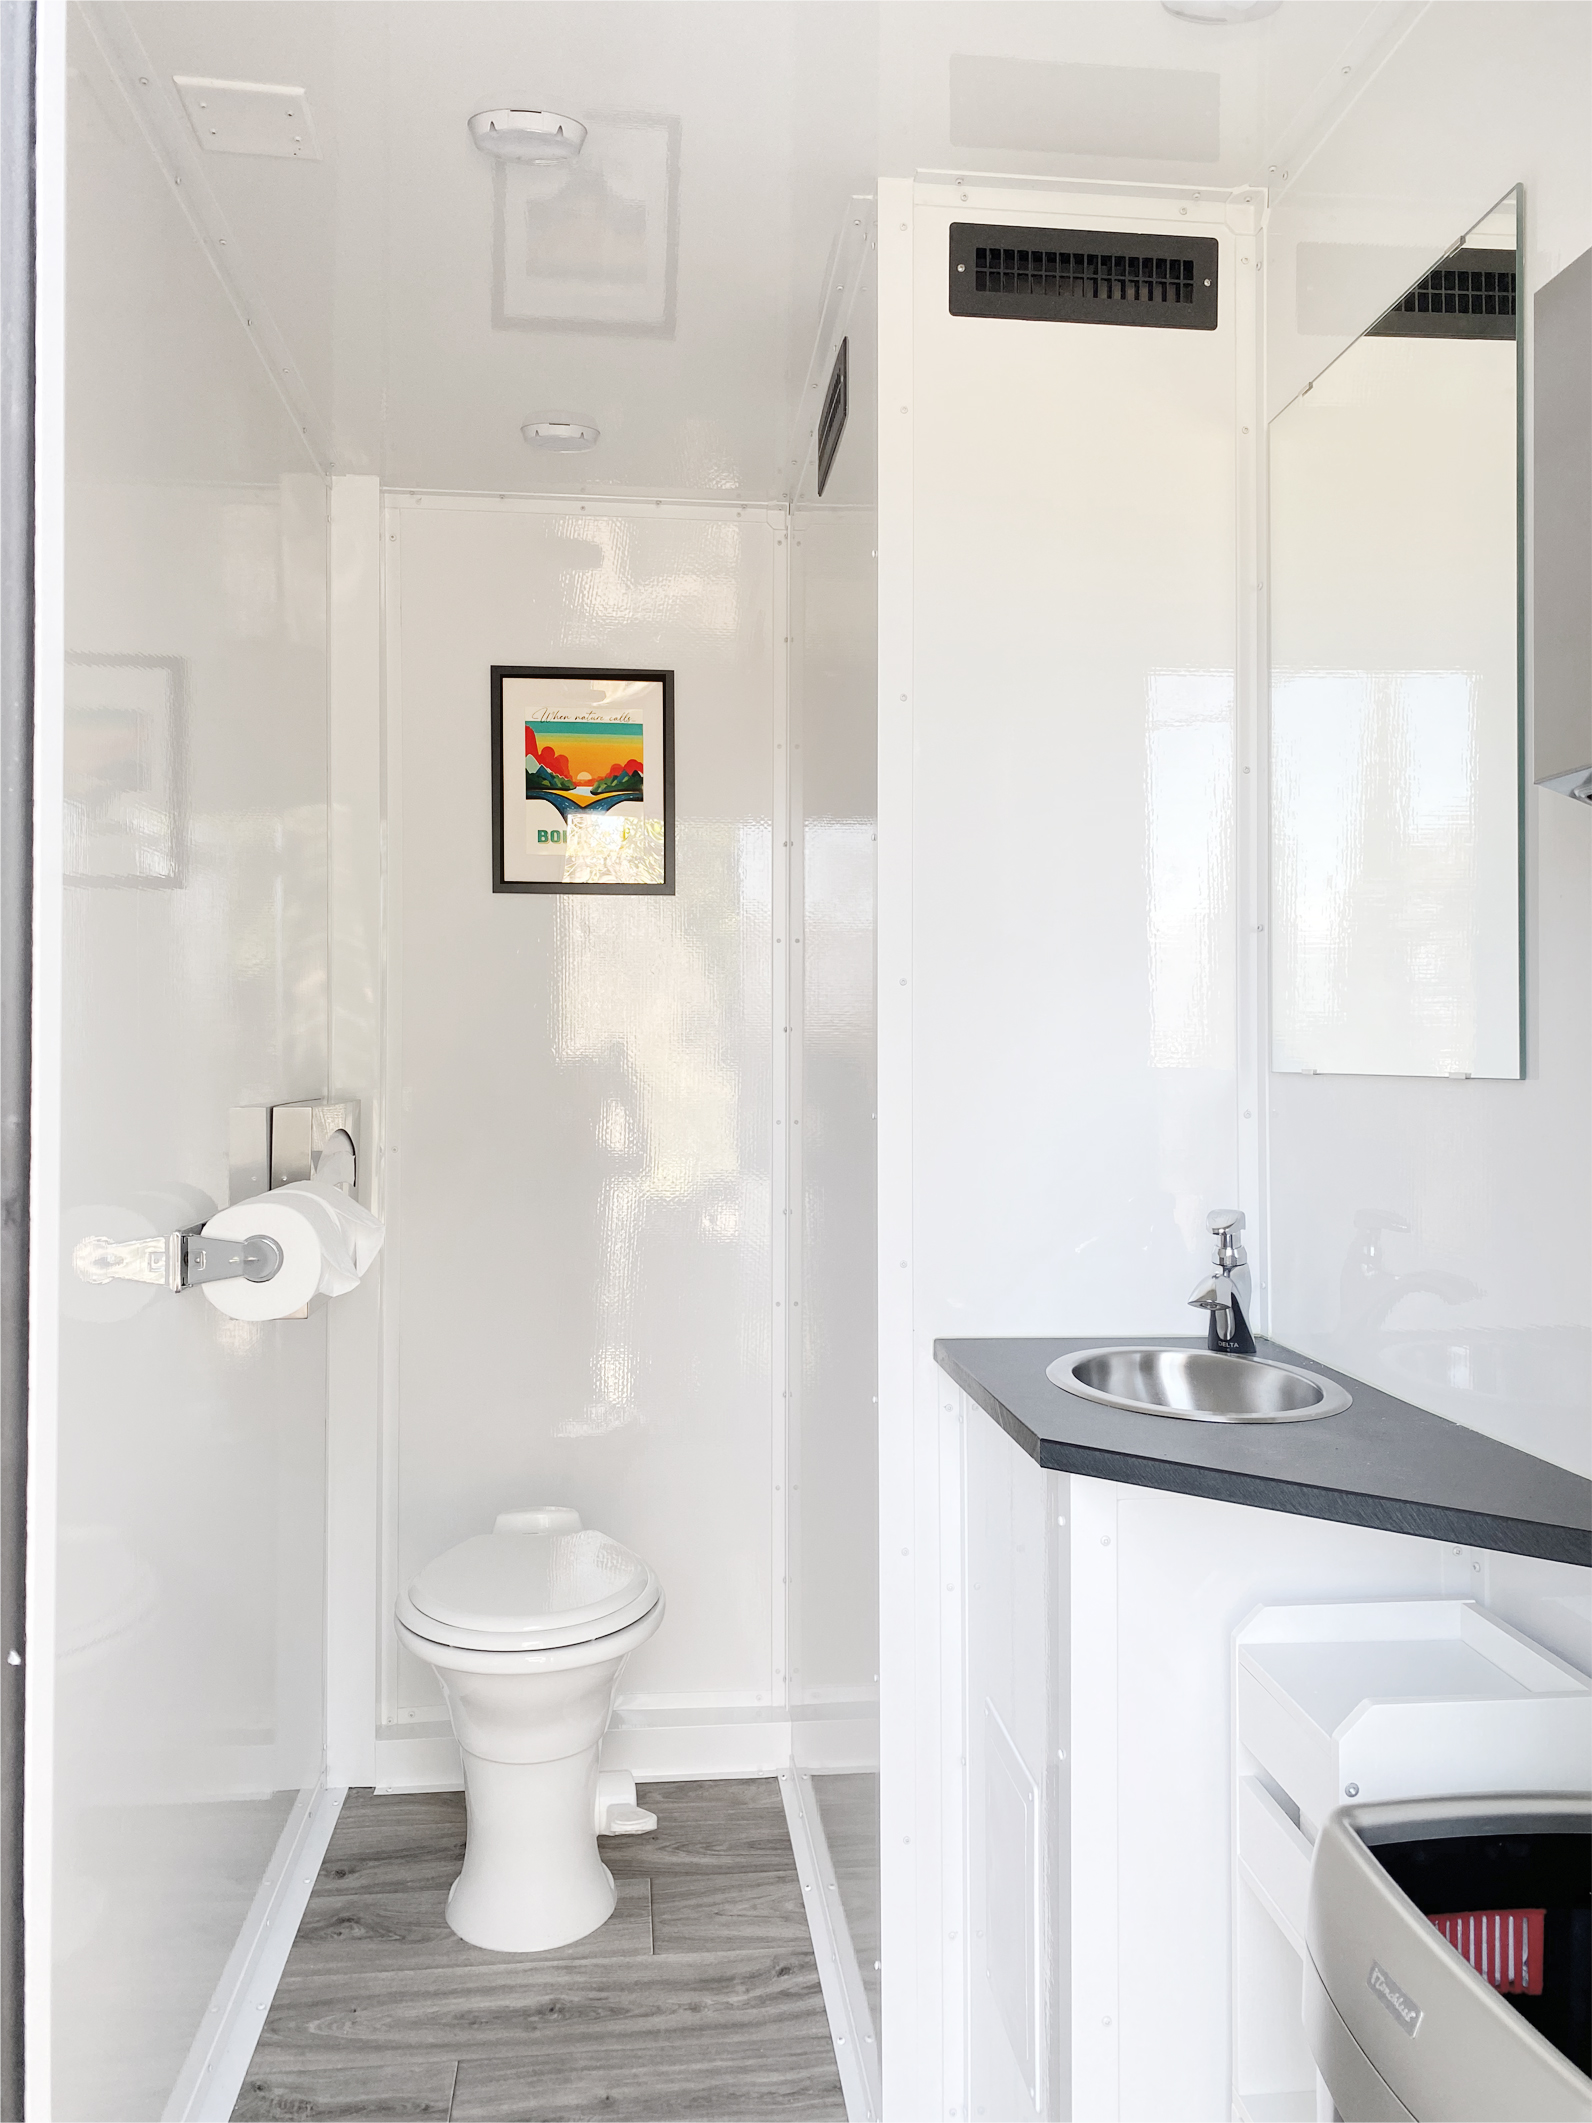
[789,232,881,2034]
[52,18,330,2116]
[1264,5,1592,1476]
[879,178,1246,2120]
[789,495,878,1730]
[385,498,779,1736]
[907,197,1243,1343]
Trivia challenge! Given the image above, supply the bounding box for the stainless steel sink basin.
[1046,1345,1351,1423]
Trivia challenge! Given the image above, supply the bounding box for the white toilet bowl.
[395,1505,664,1952]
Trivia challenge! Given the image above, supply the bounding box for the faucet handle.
[1206,1208,1247,1270]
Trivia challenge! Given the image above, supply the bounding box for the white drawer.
[1236,1774,1312,1955]
[1236,1599,1590,1825]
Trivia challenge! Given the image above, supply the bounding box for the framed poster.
[491,666,674,895]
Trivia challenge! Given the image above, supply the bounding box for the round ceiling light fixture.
[1163,0,1281,20]
[468,108,587,162]
[522,418,600,451]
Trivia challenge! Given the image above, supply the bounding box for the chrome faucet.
[1189,1209,1256,1356]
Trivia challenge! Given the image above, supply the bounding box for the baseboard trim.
[161,1778,347,2123]
[781,1767,882,2123]
[792,1707,880,1772]
[373,1709,803,1792]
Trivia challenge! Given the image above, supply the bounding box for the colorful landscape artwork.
[524,719,644,818]
[493,667,673,894]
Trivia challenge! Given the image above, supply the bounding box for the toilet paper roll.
[198,1180,386,1320]
[197,1197,328,1320]
[270,1179,385,1294]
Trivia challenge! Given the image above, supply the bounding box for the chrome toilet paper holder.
[73,1096,361,1295]
[231,1098,361,1204]
[73,1224,283,1294]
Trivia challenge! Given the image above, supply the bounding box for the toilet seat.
[395,1593,664,1676]
[397,1517,660,1653]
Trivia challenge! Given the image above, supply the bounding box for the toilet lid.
[398,1526,660,1652]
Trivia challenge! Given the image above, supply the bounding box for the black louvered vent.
[1367,248,1517,342]
[816,338,849,497]
[950,222,1218,331]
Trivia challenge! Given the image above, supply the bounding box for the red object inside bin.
[1430,1907,1545,1995]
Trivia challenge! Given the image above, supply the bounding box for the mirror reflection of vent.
[816,338,848,497]
[950,222,1218,330]
[1367,248,1517,341]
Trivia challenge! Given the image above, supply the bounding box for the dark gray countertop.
[934,1335,1591,1567]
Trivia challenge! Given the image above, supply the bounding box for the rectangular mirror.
[1269,187,1524,1079]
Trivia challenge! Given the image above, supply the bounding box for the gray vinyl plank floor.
[232,1780,846,2123]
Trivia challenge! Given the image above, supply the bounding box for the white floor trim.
[791,1701,880,1773]
[780,1768,882,2123]
[374,1707,802,1792]
[162,1779,348,2123]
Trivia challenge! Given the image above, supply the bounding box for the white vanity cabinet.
[962,1401,1069,2123]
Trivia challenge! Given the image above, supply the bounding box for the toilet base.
[395,1591,665,1955]
[447,1746,617,1953]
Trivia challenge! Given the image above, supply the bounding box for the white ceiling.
[108,0,1397,503]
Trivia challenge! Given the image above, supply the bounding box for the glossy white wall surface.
[1270,329,1521,1078]
[55,15,329,2117]
[385,498,779,1738]
[1264,5,1592,1475]
[789,504,878,1738]
[877,180,1247,2121]
[787,226,879,1747]
[906,196,1243,1340]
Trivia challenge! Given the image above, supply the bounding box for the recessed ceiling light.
[1163,0,1281,20]
[522,419,600,451]
[469,109,587,162]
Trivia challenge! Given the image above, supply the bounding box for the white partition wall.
[877,177,1250,2119]
[788,508,880,1761]
[42,17,334,2117]
[381,496,789,1784]
[788,214,880,1773]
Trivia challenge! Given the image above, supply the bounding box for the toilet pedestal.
[395,1509,664,1955]
[414,1616,661,1953]
[448,1749,616,1952]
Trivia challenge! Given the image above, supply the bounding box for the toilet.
[395,1505,665,1952]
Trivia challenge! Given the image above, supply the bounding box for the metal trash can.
[1304,1795,1591,2122]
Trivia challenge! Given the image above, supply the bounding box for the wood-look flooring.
[232,1778,847,2123]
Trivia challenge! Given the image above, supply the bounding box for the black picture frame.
[491,664,675,895]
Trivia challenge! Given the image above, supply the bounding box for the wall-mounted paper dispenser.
[228,1098,361,1203]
